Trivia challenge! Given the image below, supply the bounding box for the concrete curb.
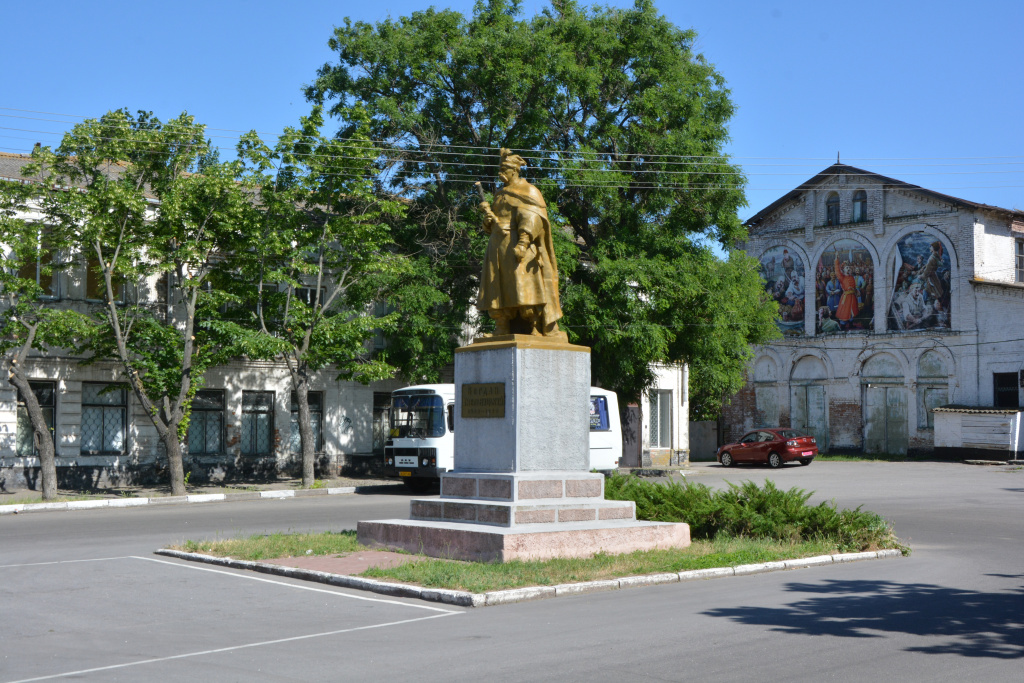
[154,547,906,608]
[0,486,365,516]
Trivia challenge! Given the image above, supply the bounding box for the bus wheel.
[403,479,434,494]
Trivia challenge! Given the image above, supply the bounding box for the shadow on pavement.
[703,579,1024,659]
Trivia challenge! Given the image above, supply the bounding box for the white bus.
[383,384,621,491]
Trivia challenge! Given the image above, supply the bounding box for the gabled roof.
[0,151,35,182]
[0,151,154,198]
[745,163,1024,229]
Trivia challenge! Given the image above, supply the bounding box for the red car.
[716,428,817,468]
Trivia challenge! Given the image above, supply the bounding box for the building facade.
[722,164,1024,458]
[0,152,410,490]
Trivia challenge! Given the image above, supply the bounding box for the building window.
[17,232,57,298]
[16,382,55,457]
[372,300,393,350]
[1016,239,1024,283]
[919,387,946,429]
[294,286,325,310]
[85,256,129,302]
[188,390,224,455]
[993,373,1020,409]
[290,391,323,454]
[825,193,840,226]
[852,190,868,223]
[81,384,127,455]
[648,390,672,449]
[241,391,274,455]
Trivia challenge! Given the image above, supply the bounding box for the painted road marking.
[4,555,462,683]
[5,613,456,683]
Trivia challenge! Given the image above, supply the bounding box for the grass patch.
[362,538,837,593]
[173,477,907,593]
[178,531,361,560]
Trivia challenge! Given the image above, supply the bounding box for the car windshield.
[390,394,446,438]
[777,429,808,439]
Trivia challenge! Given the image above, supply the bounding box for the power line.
[3,107,1024,167]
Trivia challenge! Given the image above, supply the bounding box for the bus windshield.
[390,394,446,439]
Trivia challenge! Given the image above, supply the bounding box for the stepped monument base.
[357,336,690,562]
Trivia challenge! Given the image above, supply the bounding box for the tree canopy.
[306,0,778,409]
[11,110,256,495]
[222,106,408,486]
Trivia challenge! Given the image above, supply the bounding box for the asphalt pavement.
[2,461,1022,682]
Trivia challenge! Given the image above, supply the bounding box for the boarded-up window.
[755,387,780,427]
[917,351,948,429]
[791,384,827,451]
[862,353,907,454]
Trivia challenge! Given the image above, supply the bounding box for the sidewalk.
[0,475,405,515]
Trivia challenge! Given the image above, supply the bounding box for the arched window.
[852,190,868,223]
[826,193,840,226]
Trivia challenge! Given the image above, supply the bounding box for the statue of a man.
[476,149,565,339]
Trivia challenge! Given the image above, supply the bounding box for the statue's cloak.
[478,182,563,326]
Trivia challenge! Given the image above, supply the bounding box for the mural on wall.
[815,239,874,334]
[888,232,952,332]
[758,246,805,335]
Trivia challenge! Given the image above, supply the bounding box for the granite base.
[357,518,691,563]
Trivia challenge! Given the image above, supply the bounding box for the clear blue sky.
[4,0,1023,218]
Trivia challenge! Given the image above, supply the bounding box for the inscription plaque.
[461,383,506,418]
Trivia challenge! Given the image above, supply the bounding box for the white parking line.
[133,555,460,613]
[0,557,132,569]
[4,612,456,683]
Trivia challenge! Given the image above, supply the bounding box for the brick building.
[722,164,1024,458]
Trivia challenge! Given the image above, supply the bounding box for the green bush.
[604,475,906,553]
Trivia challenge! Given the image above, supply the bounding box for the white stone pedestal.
[358,336,690,562]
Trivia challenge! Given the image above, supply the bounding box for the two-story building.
[722,163,1024,459]
[0,151,409,490]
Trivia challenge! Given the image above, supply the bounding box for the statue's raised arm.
[476,149,566,340]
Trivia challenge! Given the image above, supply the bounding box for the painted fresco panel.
[815,239,874,334]
[758,246,805,335]
[888,232,953,332]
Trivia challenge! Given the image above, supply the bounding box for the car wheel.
[799,458,812,466]
[767,452,782,468]
[720,452,733,467]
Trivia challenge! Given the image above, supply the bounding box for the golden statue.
[475,149,566,340]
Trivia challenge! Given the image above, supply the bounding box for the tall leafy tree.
[22,110,253,496]
[226,107,407,487]
[0,165,92,499]
[307,0,778,408]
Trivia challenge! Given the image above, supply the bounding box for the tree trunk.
[293,378,316,488]
[8,369,57,500]
[160,426,187,496]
